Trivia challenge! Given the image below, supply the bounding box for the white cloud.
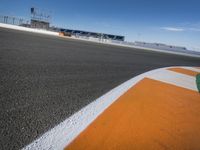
[161,25,200,32]
[161,27,185,32]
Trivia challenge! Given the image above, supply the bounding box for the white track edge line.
[22,66,198,150]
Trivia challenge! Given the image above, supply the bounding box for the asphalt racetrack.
[0,27,199,149]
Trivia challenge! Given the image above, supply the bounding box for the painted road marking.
[66,78,200,150]
[23,67,167,150]
[181,67,200,73]
[23,67,200,150]
[23,67,164,150]
[147,69,198,91]
[168,67,199,77]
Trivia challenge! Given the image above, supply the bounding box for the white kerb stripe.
[181,67,200,73]
[22,68,170,150]
[147,69,198,91]
[22,67,198,150]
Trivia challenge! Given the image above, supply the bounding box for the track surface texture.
[0,27,199,150]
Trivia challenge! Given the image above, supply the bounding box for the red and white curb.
[23,66,200,150]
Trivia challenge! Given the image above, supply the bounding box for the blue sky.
[0,0,200,51]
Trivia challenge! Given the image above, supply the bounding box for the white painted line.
[22,66,198,150]
[22,68,168,150]
[147,69,198,91]
[181,67,200,73]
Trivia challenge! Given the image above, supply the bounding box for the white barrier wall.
[0,23,59,36]
[0,23,199,58]
[135,41,187,51]
[71,36,200,58]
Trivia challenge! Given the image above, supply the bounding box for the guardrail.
[0,15,29,26]
[71,35,200,57]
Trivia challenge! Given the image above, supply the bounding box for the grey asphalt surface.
[0,27,199,150]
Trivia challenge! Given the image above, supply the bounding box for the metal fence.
[0,15,29,26]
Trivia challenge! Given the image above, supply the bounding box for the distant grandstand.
[0,7,125,41]
[30,7,51,29]
[56,28,125,41]
[29,7,125,41]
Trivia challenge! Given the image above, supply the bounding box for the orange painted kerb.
[59,32,64,36]
[168,67,199,77]
[66,78,200,150]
